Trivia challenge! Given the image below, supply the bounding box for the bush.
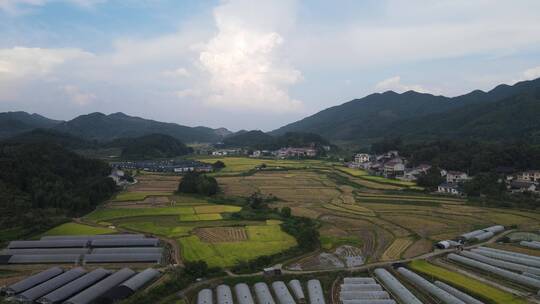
[177,172,219,196]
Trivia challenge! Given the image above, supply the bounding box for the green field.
[178,223,297,267]
[86,203,241,222]
[320,235,362,250]
[113,192,172,201]
[86,206,196,221]
[119,220,194,238]
[409,260,527,304]
[43,222,116,236]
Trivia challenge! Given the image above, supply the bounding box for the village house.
[382,158,405,178]
[518,170,540,183]
[402,164,432,181]
[437,182,462,195]
[446,171,469,184]
[110,160,212,174]
[508,180,538,193]
[276,147,317,158]
[354,153,371,164]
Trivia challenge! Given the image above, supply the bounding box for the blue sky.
[1,0,540,131]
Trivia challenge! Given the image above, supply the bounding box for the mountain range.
[0,111,231,143]
[2,77,540,146]
[272,77,540,144]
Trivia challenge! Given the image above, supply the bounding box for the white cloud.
[522,66,540,80]
[375,76,428,93]
[61,85,95,106]
[197,0,303,112]
[163,67,190,78]
[0,47,92,78]
[176,88,200,98]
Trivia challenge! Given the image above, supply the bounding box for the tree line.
[0,143,117,244]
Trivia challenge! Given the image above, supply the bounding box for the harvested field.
[381,237,413,261]
[195,227,248,243]
[403,239,433,258]
[290,206,322,219]
[380,215,451,237]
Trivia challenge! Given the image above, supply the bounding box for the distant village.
[203,146,326,159]
[347,151,540,196]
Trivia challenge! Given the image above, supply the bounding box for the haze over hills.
[2,78,540,146]
[272,77,540,144]
[0,111,61,139]
[0,111,230,143]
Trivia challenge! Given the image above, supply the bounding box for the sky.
[1,0,540,131]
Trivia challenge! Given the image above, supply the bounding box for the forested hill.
[53,112,225,143]
[107,133,193,159]
[6,130,193,160]
[0,143,116,244]
[0,111,61,139]
[272,78,540,144]
[222,131,331,150]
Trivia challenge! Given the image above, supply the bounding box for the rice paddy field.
[74,156,540,270]
[408,260,527,304]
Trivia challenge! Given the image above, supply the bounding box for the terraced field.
[78,157,540,269]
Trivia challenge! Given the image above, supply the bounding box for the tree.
[416,167,445,191]
[281,207,291,218]
[177,172,219,196]
[184,260,209,278]
[247,191,267,209]
[212,160,226,170]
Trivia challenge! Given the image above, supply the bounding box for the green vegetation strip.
[43,222,116,236]
[409,260,527,304]
[86,206,195,221]
[113,192,172,201]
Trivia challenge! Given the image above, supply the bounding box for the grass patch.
[178,224,297,267]
[320,235,362,250]
[43,222,116,236]
[409,260,527,304]
[119,221,194,238]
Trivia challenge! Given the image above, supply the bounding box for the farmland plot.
[380,237,414,261]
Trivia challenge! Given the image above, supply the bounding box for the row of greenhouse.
[0,266,160,304]
[446,246,540,290]
[0,234,163,265]
[197,279,324,304]
[436,225,505,249]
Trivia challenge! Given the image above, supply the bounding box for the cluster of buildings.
[210,146,320,159]
[506,170,540,193]
[348,151,429,179]
[109,160,213,174]
[436,170,470,195]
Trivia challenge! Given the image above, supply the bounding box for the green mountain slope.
[108,133,193,159]
[0,111,61,139]
[272,78,540,143]
[53,112,224,143]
